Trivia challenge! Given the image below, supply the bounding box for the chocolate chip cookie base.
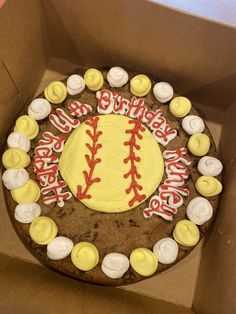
[3,68,221,285]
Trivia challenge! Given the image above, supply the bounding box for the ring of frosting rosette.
[1,66,223,281]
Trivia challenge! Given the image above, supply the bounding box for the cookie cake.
[1,67,223,285]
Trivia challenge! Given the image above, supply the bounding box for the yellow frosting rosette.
[11,179,40,204]
[84,69,104,91]
[169,96,192,118]
[2,148,30,169]
[44,81,67,104]
[130,248,158,276]
[173,220,200,247]
[188,133,210,156]
[195,176,222,197]
[29,216,58,245]
[130,74,151,97]
[71,242,99,271]
[14,115,39,140]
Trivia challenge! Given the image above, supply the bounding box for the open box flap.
[0,59,21,148]
[41,0,236,108]
[193,157,236,314]
[0,0,235,312]
[0,0,48,150]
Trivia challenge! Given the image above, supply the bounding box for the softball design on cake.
[59,114,164,213]
[1,66,224,284]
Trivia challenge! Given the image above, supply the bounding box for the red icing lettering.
[159,183,189,208]
[34,146,52,158]
[152,125,177,146]
[166,162,188,174]
[143,147,191,221]
[114,95,129,115]
[35,165,59,186]
[143,195,177,221]
[38,132,66,153]
[67,101,93,117]
[147,112,165,129]
[96,89,177,146]
[41,181,72,207]
[164,173,188,187]
[49,108,80,133]
[33,145,59,186]
[126,97,147,119]
[33,130,72,206]
[163,148,191,165]
[97,89,114,114]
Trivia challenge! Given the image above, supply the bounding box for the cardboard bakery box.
[0,0,235,313]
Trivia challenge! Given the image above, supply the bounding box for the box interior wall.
[0,1,235,313]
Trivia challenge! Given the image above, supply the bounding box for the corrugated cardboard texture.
[0,254,195,314]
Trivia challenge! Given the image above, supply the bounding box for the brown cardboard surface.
[41,0,236,106]
[193,115,236,314]
[0,0,47,149]
[0,254,195,314]
[0,0,236,313]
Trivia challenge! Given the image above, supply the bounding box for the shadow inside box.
[0,253,193,314]
[186,73,236,113]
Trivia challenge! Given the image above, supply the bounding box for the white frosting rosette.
[153,238,179,264]
[153,82,174,103]
[107,67,129,88]
[67,74,85,95]
[14,203,41,223]
[101,253,130,279]
[198,156,223,177]
[182,115,205,135]
[28,98,51,120]
[47,236,74,260]
[7,132,30,152]
[2,168,29,190]
[187,197,213,225]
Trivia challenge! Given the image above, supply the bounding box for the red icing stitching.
[76,116,102,200]
[124,118,146,207]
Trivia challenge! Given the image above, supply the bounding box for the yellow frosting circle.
[195,176,222,197]
[10,179,40,204]
[173,220,200,247]
[188,133,210,156]
[130,248,158,276]
[59,114,164,213]
[29,216,58,245]
[44,81,67,104]
[130,74,151,97]
[14,115,39,140]
[169,97,192,118]
[2,148,30,169]
[71,242,99,271]
[84,68,104,91]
